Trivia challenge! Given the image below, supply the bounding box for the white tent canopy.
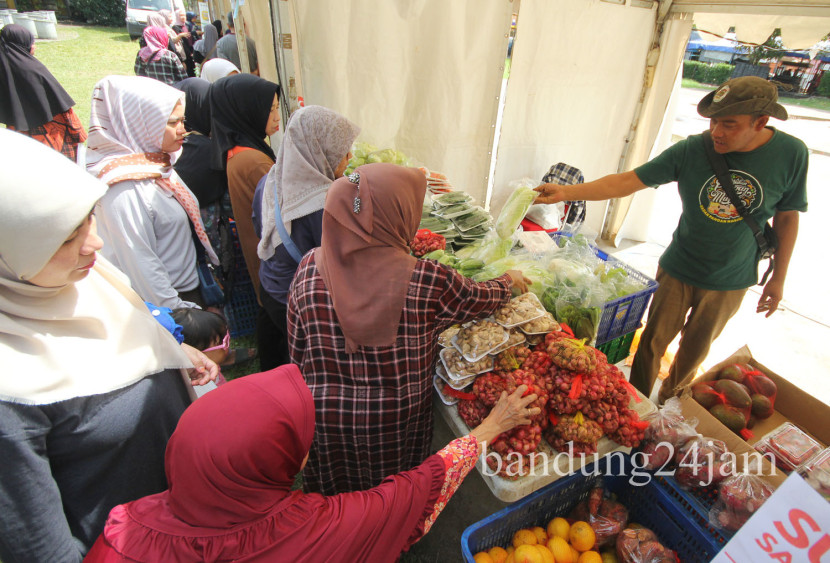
[260,0,829,241]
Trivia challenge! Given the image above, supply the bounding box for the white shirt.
[96,179,199,309]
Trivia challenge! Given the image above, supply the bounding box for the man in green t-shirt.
[534,76,808,403]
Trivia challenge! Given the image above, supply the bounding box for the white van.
[125,0,185,40]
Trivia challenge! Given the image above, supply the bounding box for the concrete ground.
[405,89,830,562]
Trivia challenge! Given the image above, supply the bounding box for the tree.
[742,28,787,66]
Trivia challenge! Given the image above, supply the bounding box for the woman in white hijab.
[200,57,239,83]
[0,129,217,562]
[86,75,219,310]
[253,105,359,369]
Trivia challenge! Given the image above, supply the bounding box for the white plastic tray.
[440,347,494,379]
[493,292,547,329]
[433,374,458,406]
[451,320,509,362]
[436,363,477,390]
[435,389,657,502]
[489,330,527,355]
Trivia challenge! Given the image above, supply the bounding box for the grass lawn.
[682,78,830,112]
[35,24,138,129]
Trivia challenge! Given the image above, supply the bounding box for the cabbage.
[493,180,538,238]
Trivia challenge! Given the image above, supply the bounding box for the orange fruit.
[547,517,570,540]
[570,546,580,562]
[489,545,510,563]
[513,544,544,563]
[474,552,496,563]
[513,528,539,548]
[546,535,573,563]
[577,551,603,563]
[505,553,515,563]
[507,546,515,555]
[532,526,549,545]
[536,544,556,563]
[569,521,596,552]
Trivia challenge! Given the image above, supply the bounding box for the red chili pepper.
[549,412,559,426]
[559,323,575,338]
[740,428,755,440]
[442,386,477,401]
[568,374,584,400]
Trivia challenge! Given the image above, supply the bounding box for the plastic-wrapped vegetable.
[493,179,538,238]
[570,487,629,547]
[674,435,733,489]
[640,397,699,470]
[616,527,677,563]
[709,472,775,532]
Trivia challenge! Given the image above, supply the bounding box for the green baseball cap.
[697,76,788,120]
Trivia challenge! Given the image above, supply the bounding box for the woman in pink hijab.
[134,26,187,86]
[84,365,538,562]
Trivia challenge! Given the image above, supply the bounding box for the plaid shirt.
[134,51,188,86]
[288,254,510,495]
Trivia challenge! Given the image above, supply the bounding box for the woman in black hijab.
[173,78,230,263]
[209,74,280,294]
[0,24,87,161]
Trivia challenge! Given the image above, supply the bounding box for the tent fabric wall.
[489,0,656,232]
[290,0,514,203]
[691,13,830,48]
[604,13,694,245]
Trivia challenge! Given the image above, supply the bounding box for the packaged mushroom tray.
[493,292,547,329]
[437,324,462,348]
[440,346,494,379]
[436,362,477,390]
[489,330,527,355]
[520,312,561,335]
[451,319,509,361]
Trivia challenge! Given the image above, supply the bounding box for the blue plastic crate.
[548,233,658,345]
[654,473,733,550]
[461,453,722,562]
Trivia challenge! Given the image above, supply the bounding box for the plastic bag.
[640,397,699,470]
[493,179,539,238]
[674,435,733,489]
[525,202,563,230]
[569,487,629,547]
[709,472,775,532]
[616,527,678,563]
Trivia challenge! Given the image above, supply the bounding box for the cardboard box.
[679,345,830,488]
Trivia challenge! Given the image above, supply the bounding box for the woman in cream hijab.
[0,130,216,563]
[200,57,238,83]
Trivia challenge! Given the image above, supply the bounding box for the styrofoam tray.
[440,347,494,379]
[519,312,562,335]
[493,292,547,329]
[438,324,462,348]
[436,363,477,389]
[435,389,658,502]
[489,330,527,355]
[452,319,509,362]
[434,374,459,406]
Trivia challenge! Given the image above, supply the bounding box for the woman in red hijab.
[84,365,538,562]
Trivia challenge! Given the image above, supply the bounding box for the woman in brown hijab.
[287,162,530,495]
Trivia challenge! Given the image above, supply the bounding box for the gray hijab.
[257,105,360,261]
[195,23,218,60]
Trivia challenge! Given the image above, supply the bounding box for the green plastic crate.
[596,329,636,364]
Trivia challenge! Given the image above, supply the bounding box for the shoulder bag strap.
[272,196,305,264]
[701,131,775,285]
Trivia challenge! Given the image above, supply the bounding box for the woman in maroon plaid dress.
[287,163,530,495]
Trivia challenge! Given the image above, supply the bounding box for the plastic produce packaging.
[489,330,526,355]
[452,319,508,361]
[493,292,546,328]
[754,422,822,471]
[673,435,733,489]
[519,312,561,335]
[432,191,473,207]
[493,179,538,238]
[616,527,677,563]
[440,346,494,379]
[797,447,830,502]
[709,472,775,531]
[569,487,629,547]
[640,397,699,470]
[437,324,462,348]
